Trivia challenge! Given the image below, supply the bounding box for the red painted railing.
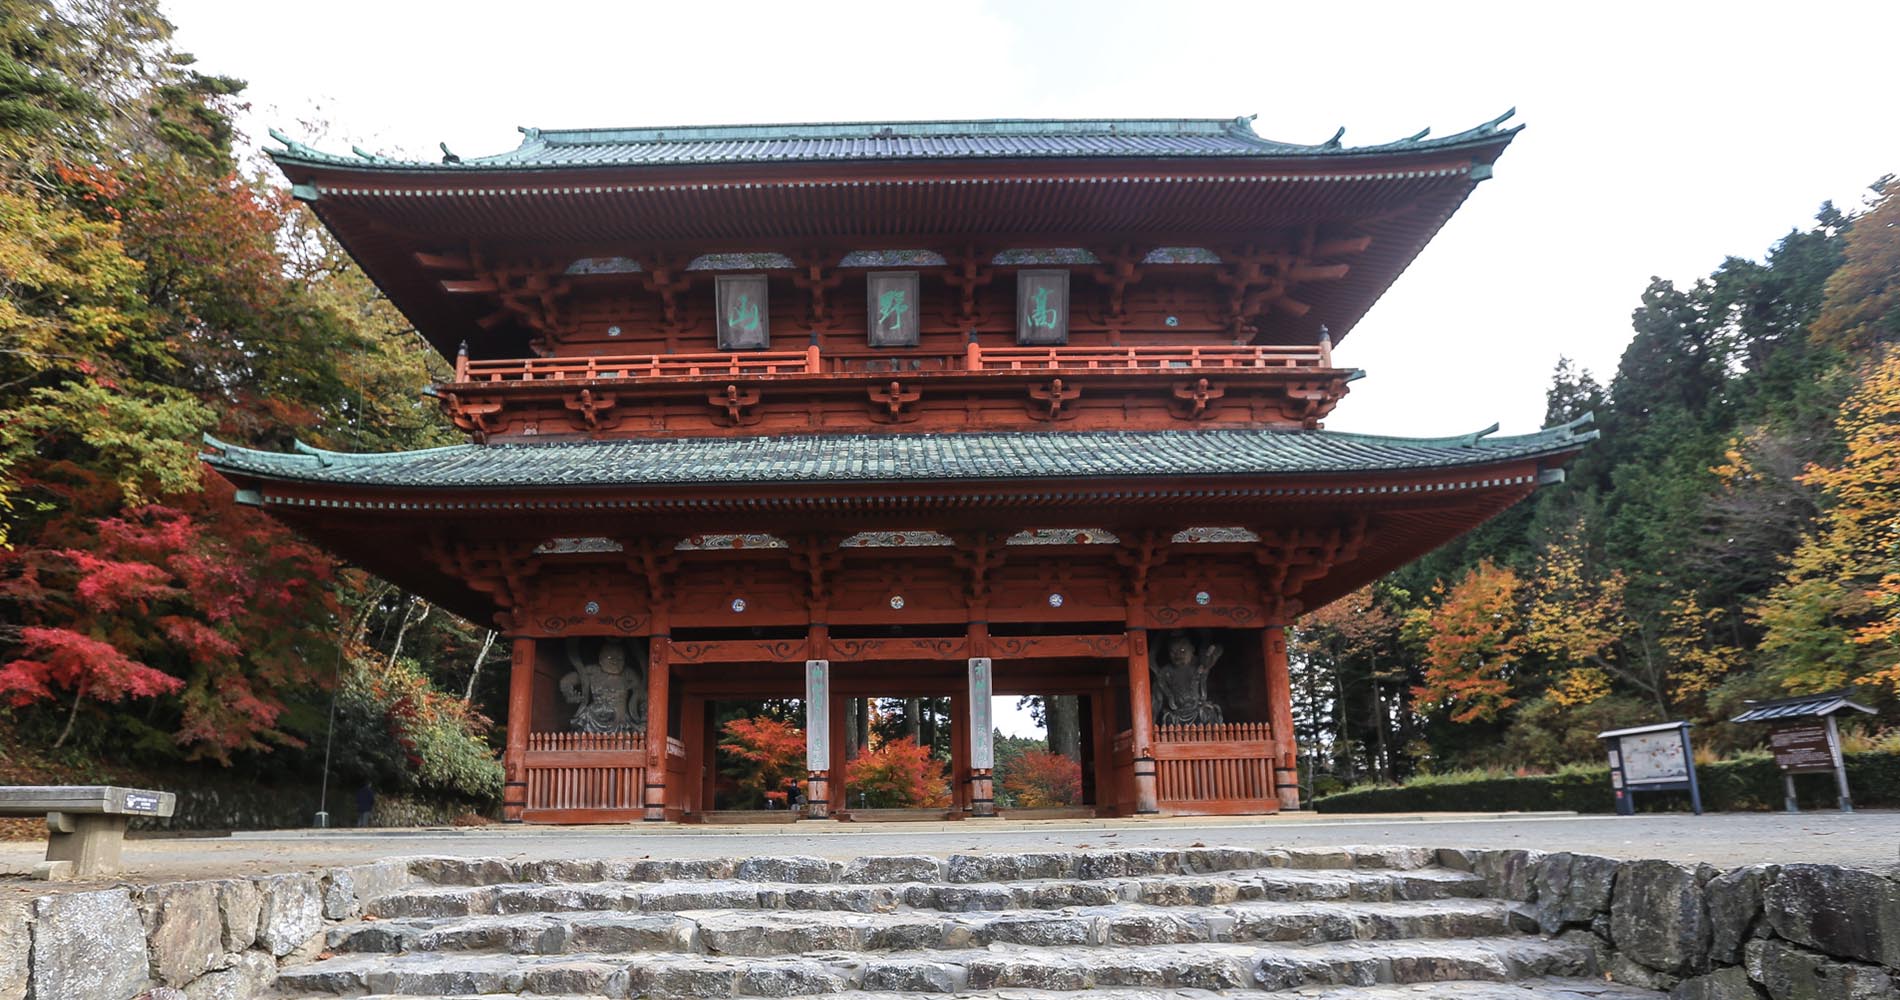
[453,343,1331,385]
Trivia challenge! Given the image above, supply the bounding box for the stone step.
[366,866,1486,920]
[399,845,1443,889]
[273,933,1602,997]
[285,981,1661,1000]
[331,897,1527,957]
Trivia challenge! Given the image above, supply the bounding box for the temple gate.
[209,113,1590,822]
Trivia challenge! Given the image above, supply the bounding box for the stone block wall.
[1448,848,1900,999]
[0,859,414,1000]
[2,846,1895,999]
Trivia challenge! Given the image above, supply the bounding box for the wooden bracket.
[709,383,762,426]
[1114,529,1173,606]
[424,536,544,620]
[1028,378,1081,421]
[1089,244,1147,325]
[622,537,683,604]
[786,533,846,614]
[948,530,1010,611]
[790,250,846,329]
[636,254,696,334]
[941,245,995,327]
[867,381,920,423]
[1251,518,1370,620]
[442,391,504,442]
[563,389,619,435]
[1171,378,1224,420]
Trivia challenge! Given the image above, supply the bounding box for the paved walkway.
[3,810,1896,888]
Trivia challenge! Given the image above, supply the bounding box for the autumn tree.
[998,748,1082,807]
[719,716,806,800]
[1410,561,1524,724]
[1756,348,1900,697]
[844,736,949,808]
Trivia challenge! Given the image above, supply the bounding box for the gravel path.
[3,810,1895,888]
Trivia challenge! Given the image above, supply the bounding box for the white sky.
[163,0,1898,737]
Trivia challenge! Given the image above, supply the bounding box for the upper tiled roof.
[268,112,1520,171]
[204,417,1592,491]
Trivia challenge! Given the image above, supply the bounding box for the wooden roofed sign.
[716,274,769,349]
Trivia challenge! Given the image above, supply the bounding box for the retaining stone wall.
[1446,848,1900,999]
[1,846,1894,999]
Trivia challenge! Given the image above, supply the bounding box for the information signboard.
[1770,722,1836,773]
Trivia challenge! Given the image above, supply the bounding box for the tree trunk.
[52,681,86,750]
[855,698,871,751]
[906,698,922,742]
[385,598,430,674]
[1046,695,1082,761]
[463,629,498,701]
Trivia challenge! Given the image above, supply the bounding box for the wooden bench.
[0,785,176,880]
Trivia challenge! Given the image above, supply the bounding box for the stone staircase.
[270,846,1663,999]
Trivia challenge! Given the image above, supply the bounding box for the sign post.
[1734,692,1875,813]
[1597,721,1701,815]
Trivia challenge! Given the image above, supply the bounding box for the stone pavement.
[3,809,1896,889]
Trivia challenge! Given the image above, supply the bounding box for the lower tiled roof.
[203,420,1593,491]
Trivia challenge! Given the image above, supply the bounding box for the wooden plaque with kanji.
[716,274,770,349]
[865,271,921,347]
[1015,269,1069,345]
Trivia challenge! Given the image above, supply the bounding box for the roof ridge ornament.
[1320,127,1345,150]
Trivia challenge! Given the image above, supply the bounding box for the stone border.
[3,845,1893,999]
[0,859,412,1000]
[1435,848,1900,999]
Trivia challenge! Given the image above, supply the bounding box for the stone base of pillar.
[1133,756,1159,814]
[805,771,830,820]
[1274,765,1301,810]
[644,783,667,822]
[502,780,526,822]
[969,769,995,817]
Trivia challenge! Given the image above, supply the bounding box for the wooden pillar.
[1126,627,1159,814]
[680,693,706,818]
[1263,625,1300,810]
[644,625,671,822]
[828,689,848,815]
[502,637,535,822]
[950,687,971,814]
[1090,691,1116,816]
[803,658,831,819]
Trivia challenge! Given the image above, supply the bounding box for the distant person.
[356,780,375,827]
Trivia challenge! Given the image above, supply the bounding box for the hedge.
[1311,750,1900,814]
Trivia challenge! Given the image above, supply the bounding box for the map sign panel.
[1619,730,1689,784]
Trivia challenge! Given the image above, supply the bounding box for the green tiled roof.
[267,112,1520,171]
[204,418,1592,491]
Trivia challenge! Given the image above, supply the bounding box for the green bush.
[1312,750,1900,813]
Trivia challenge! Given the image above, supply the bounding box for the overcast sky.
[163,0,1897,735]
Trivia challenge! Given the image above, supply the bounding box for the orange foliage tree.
[1409,560,1524,723]
[718,716,806,799]
[844,736,949,808]
[999,749,1082,807]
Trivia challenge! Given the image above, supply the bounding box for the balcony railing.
[454,342,1332,385]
